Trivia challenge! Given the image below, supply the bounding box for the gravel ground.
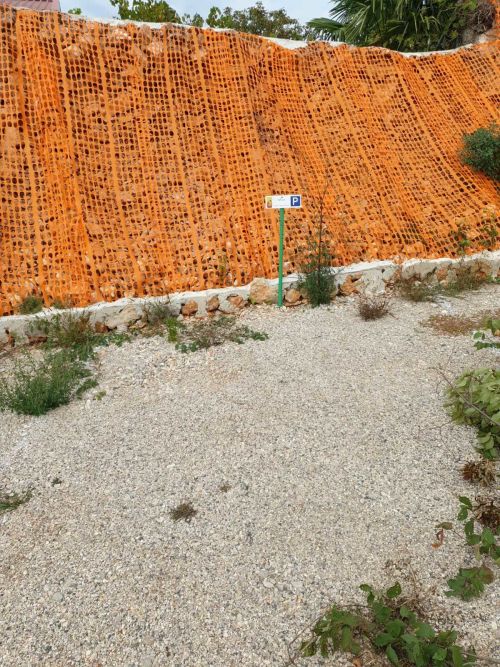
[0,287,499,667]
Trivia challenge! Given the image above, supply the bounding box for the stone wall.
[1,251,499,345]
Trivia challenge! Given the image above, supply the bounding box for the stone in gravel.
[227,295,246,309]
[181,300,198,316]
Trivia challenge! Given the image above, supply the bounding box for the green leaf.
[374,633,393,647]
[386,582,402,599]
[452,646,464,667]
[387,645,400,665]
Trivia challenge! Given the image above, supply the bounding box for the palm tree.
[308,0,481,52]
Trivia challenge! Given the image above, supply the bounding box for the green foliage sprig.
[473,318,500,351]
[301,582,476,666]
[461,123,500,182]
[445,368,500,460]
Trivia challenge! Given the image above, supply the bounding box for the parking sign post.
[264,194,302,308]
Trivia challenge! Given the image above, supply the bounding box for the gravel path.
[0,287,499,666]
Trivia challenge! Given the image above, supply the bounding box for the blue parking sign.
[290,195,301,208]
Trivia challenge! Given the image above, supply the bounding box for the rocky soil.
[0,287,499,666]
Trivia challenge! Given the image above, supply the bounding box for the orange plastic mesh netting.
[0,8,498,315]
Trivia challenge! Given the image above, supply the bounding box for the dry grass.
[357,293,392,320]
[170,502,197,522]
[461,459,497,488]
[421,309,500,336]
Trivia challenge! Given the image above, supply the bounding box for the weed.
[460,123,499,181]
[436,496,498,601]
[358,292,392,320]
[461,459,497,487]
[32,311,99,360]
[300,582,475,666]
[445,368,500,460]
[422,310,500,336]
[18,295,44,315]
[451,221,471,256]
[143,300,172,327]
[0,349,96,416]
[0,488,32,514]
[51,477,63,486]
[446,566,494,601]
[219,483,231,493]
[170,502,197,522]
[479,208,498,250]
[473,316,500,350]
[51,298,73,310]
[93,390,107,401]
[399,265,490,303]
[166,317,183,343]
[175,316,268,353]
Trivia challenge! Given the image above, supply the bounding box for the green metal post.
[278,207,285,307]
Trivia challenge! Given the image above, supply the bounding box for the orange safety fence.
[0,7,499,315]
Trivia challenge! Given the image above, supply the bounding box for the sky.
[59,0,331,24]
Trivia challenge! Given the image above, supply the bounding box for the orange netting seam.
[0,8,498,315]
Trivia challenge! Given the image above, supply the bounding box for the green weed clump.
[33,311,99,360]
[301,582,476,666]
[18,295,44,315]
[0,489,32,514]
[445,368,500,460]
[460,123,499,181]
[175,316,268,353]
[0,350,96,416]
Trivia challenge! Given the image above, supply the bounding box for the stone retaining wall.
[1,251,499,345]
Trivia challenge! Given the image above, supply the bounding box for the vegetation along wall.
[0,7,499,315]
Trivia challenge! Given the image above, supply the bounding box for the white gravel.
[0,287,499,666]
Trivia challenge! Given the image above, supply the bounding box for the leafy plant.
[445,368,500,460]
[479,208,499,250]
[308,0,485,52]
[473,318,500,351]
[437,496,498,601]
[175,316,268,353]
[460,123,500,181]
[451,222,471,256]
[170,502,197,522]
[166,316,183,343]
[0,488,32,514]
[298,178,336,307]
[301,582,476,666]
[18,295,44,315]
[0,350,96,416]
[32,311,99,360]
[446,566,494,601]
[143,300,172,328]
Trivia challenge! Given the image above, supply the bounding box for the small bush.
[358,292,392,320]
[300,582,475,665]
[143,300,172,327]
[445,368,500,460]
[32,311,99,360]
[399,266,490,303]
[0,489,32,514]
[18,295,44,315]
[166,316,182,343]
[175,316,268,353]
[0,350,96,416]
[460,123,500,181]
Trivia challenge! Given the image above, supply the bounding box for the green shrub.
[460,123,500,181]
[18,295,44,315]
[301,582,475,666]
[143,299,172,327]
[445,368,499,460]
[32,311,99,360]
[175,316,268,353]
[0,350,96,416]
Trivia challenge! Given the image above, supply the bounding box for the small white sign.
[265,194,302,209]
